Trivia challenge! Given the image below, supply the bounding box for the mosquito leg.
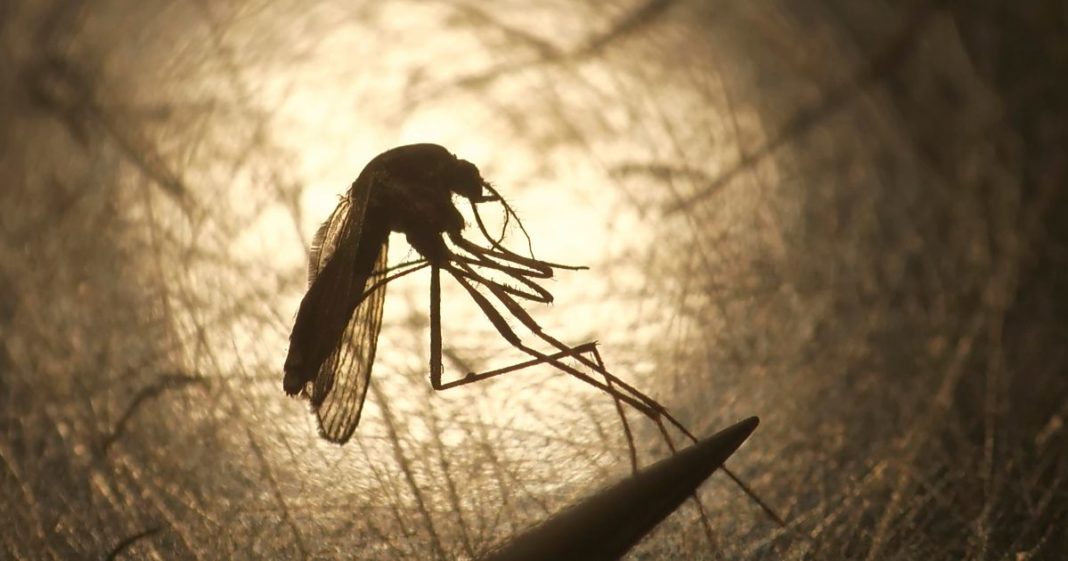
[437,344,607,389]
[430,263,443,388]
[449,261,694,440]
[435,269,657,416]
[442,268,689,458]
[441,258,791,534]
[362,259,430,297]
[445,263,695,447]
[541,329,788,530]
[577,337,789,531]
[575,344,742,554]
[437,272,723,551]
[373,256,429,277]
[444,265,525,349]
[612,383,639,472]
[447,253,555,303]
[509,322,723,552]
[574,343,638,473]
[639,396,723,552]
[451,235,553,278]
[721,468,787,528]
[449,263,792,532]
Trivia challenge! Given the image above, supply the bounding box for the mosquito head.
[445,158,495,202]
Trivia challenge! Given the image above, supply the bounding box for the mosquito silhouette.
[282,145,785,531]
[283,142,700,452]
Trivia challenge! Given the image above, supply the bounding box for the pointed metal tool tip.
[478,416,761,561]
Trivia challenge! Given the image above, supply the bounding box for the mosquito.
[283,143,784,529]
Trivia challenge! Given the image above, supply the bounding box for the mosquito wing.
[307,197,354,286]
[313,240,388,443]
[284,174,389,443]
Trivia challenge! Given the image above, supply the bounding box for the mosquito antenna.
[476,182,536,258]
[472,202,505,249]
[470,192,508,250]
[479,182,512,243]
[471,201,547,269]
[471,185,585,272]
